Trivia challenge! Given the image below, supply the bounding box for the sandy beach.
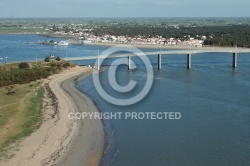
[4,66,105,166]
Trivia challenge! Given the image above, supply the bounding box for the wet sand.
[56,69,105,166]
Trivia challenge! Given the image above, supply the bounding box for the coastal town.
[78,33,205,47]
[52,26,205,47]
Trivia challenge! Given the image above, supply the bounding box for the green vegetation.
[55,56,61,61]
[0,28,48,34]
[18,62,30,69]
[94,25,250,47]
[44,56,50,62]
[44,56,61,62]
[203,26,250,47]
[0,19,51,34]
[0,61,73,87]
[0,83,44,159]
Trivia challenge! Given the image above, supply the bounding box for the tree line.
[94,25,250,47]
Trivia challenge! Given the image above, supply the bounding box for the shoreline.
[56,67,105,166]
[1,33,248,50]
[4,66,105,166]
[37,33,250,50]
[74,67,109,165]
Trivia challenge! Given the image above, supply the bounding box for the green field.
[0,27,49,34]
[0,82,44,160]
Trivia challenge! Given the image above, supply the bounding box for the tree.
[52,25,59,32]
[19,62,30,69]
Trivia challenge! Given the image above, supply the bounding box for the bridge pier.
[187,53,191,69]
[128,55,131,70]
[97,56,100,71]
[233,53,237,68]
[158,53,162,69]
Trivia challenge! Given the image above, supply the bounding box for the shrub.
[19,62,30,69]
[55,56,61,61]
[50,63,57,67]
[63,62,71,68]
[44,56,50,62]
[6,90,16,95]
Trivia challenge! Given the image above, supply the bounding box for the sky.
[0,0,249,18]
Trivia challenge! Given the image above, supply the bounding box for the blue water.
[78,55,250,165]
[1,35,250,166]
[0,34,114,63]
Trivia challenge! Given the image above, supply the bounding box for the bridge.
[65,48,250,70]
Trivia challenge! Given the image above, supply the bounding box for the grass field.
[0,63,19,71]
[0,82,44,160]
[0,27,49,34]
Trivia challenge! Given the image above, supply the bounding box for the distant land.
[1,17,250,48]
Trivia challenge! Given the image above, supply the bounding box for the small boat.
[57,41,69,46]
[83,40,92,44]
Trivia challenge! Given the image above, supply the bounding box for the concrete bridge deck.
[65,48,250,70]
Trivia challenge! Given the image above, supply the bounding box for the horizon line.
[1,16,250,19]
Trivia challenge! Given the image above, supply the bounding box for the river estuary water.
[1,34,250,166]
